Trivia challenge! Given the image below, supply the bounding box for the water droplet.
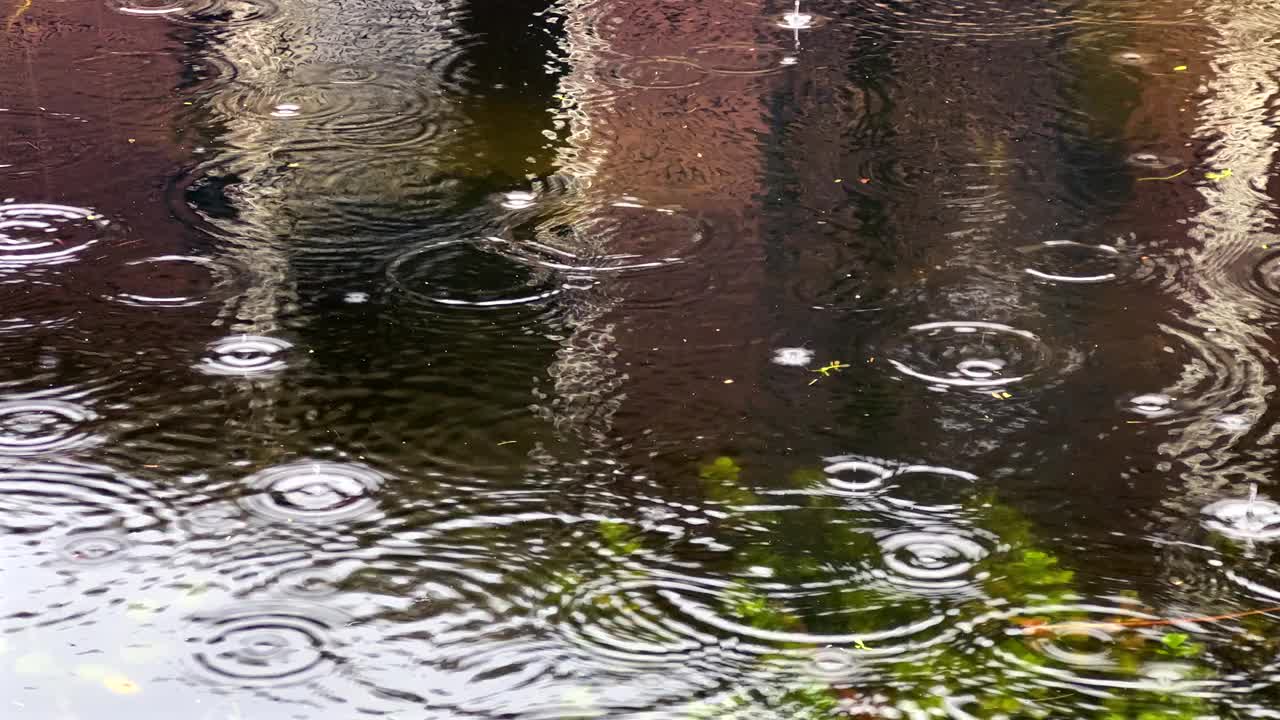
[1126,152,1178,170]
[1203,491,1280,541]
[824,458,894,494]
[1111,50,1150,66]
[771,347,814,367]
[196,336,293,377]
[1122,393,1178,418]
[240,461,384,524]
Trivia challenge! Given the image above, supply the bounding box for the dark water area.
[5,0,1280,717]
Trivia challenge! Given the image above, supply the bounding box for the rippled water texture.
[7,0,1280,717]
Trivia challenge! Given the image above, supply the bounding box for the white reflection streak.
[1162,0,1280,491]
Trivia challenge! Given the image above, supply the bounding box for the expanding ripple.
[184,601,346,687]
[600,57,708,89]
[0,202,117,268]
[96,255,248,309]
[508,197,707,275]
[108,0,281,26]
[0,399,97,455]
[687,43,789,76]
[885,321,1054,390]
[214,66,439,149]
[57,532,130,565]
[240,461,384,524]
[876,527,994,595]
[1018,241,1128,284]
[0,459,162,534]
[196,335,293,377]
[388,238,563,311]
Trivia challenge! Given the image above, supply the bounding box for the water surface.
[4,0,1280,717]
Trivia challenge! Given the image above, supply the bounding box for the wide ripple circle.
[886,321,1052,389]
[0,202,114,267]
[185,602,344,687]
[0,399,96,455]
[240,461,383,523]
[99,255,247,308]
[388,238,562,309]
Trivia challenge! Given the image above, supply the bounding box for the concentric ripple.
[57,532,130,565]
[981,603,1210,694]
[0,399,97,455]
[196,335,293,377]
[185,602,346,687]
[848,0,1084,38]
[214,67,438,148]
[507,198,706,276]
[108,0,280,27]
[240,461,384,524]
[600,57,709,89]
[1018,241,1126,284]
[0,202,115,267]
[885,321,1053,390]
[388,238,563,310]
[876,527,992,594]
[0,460,161,534]
[97,255,247,308]
[687,43,789,76]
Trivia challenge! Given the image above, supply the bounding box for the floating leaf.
[1205,169,1233,180]
[1162,632,1188,649]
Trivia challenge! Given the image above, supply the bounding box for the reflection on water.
[6,0,1280,717]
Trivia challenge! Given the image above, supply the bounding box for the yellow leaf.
[102,673,141,695]
[1173,65,1188,71]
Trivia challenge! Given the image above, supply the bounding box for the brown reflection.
[544,0,780,448]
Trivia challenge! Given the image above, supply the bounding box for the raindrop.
[1111,50,1150,66]
[1202,486,1280,541]
[1126,152,1179,170]
[771,347,814,367]
[196,336,293,377]
[824,458,894,494]
[240,461,384,524]
[1122,393,1178,419]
